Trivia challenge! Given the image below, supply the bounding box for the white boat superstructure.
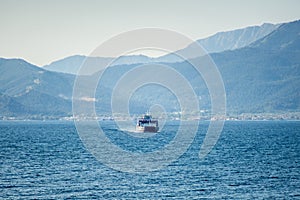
[136,114,159,133]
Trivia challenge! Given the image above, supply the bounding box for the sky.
[0,0,299,66]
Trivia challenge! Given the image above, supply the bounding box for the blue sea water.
[0,121,299,199]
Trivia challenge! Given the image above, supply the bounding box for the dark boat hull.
[136,125,159,133]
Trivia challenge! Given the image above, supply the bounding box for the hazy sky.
[0,0,299,66]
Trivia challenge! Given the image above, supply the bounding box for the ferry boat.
[136,113,159,133]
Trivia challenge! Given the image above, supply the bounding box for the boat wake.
[119,127,160,138]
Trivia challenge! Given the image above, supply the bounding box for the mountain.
[199,23,280,53]
[0,58,74,97]
[43,55,87,75]
[43,23,279,75]
[0,20,299,118]
[43,55,155,75]
[0,93,27,116]
[211,20,300,113]
[93,20,300,114]
[249,20,300,51]
[156,23,280,63]
[0,58,73,117]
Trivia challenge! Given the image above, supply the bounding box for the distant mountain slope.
[0,20,299,118]
[156,23,280,63]
[0,93,27,116]
[43,55,155,75]
[43,23,279,75]
[0,58,73,117]
[199,23,280,53]
[96,20,300,114]
[43,55,87,75]
[211,20,300,113]
[249,20,300,51]
[0,58,73,97]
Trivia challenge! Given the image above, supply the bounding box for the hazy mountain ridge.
[43,55,155,75]
[144,23,280,63]
[43,23,280,75]
[0,58,74,117]
[249,20,300,52]
[0,20,299,118]
[212,20,300,112]
[199,23,280,52]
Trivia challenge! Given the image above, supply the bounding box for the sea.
[0,120,299,199]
